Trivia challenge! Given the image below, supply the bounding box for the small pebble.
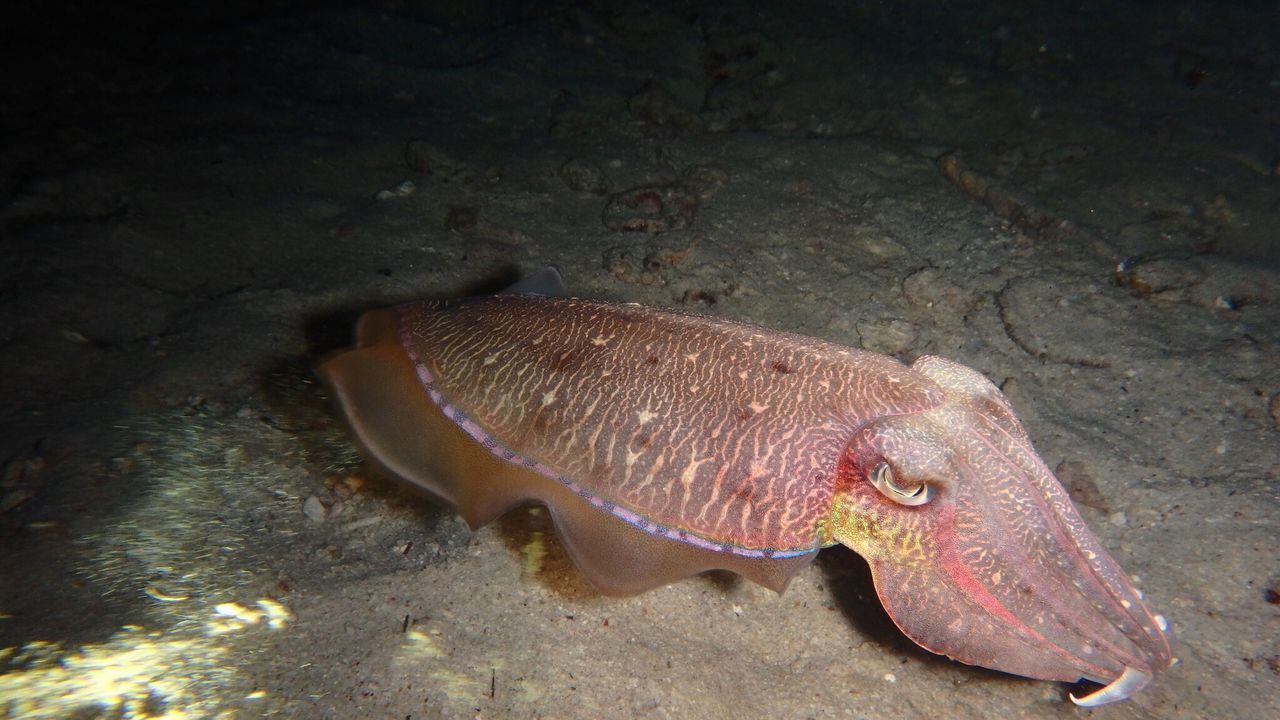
[375,180,416,201]
[1264,579,1280,604]
[0,488,34,513]
[559,158,610,195]
[302,495,327,522]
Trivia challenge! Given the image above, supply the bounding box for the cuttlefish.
[317,268,1173,706]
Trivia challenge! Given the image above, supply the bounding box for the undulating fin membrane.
[316,309,816,595]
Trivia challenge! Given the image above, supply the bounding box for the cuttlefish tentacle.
[1071,665,1152,707]
[317,270,1174,704]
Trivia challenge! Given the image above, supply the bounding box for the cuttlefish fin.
[317,307,817,596]
[320,310,522,525]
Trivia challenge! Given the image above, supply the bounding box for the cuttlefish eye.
[870,461,931,506]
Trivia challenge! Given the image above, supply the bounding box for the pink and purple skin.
[316,270,1174,706]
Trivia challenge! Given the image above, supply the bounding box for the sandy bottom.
[2,2,1277,718]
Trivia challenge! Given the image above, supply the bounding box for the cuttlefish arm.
[317,271,1173,705]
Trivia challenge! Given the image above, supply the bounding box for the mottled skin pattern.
[318,288,1174,706]
[404,296,939,553]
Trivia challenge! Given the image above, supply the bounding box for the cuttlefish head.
[827,356,1174,706]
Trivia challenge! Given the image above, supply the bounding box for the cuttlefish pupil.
[870,461,930,505]
[317,268,1174,706]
